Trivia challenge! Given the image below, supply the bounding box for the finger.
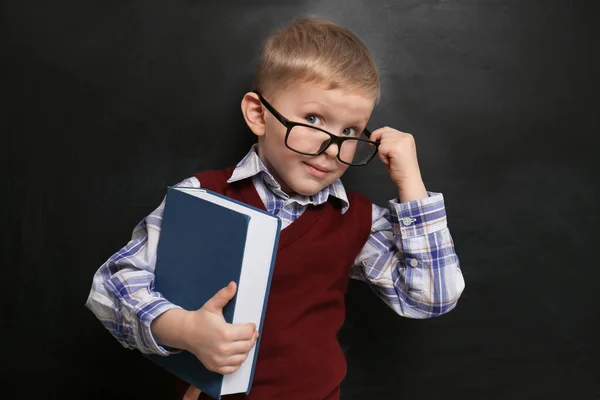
[377,142,399,157]
[368,128,384,142]
[228,322,257,341]
[377,151,390,167]
[218,365,242,375]
[369,126,396,141]
[228,337,258,355]
[224,352,250,367]
[182,385,202,400]
[203,281,237,313]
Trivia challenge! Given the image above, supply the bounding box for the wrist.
[151,307,192,351]
[397,178,427,202]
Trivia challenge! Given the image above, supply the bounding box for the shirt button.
[402,217,414,226]
[409,259,419,267]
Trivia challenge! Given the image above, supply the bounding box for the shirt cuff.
[117,297,183,356]
[389,192,448,238]
[139,299,183,356]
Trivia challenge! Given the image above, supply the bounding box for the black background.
[3,0,599,399]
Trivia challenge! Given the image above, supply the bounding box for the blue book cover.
[146,187,280,399]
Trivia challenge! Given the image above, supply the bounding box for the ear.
[241,92,266,137]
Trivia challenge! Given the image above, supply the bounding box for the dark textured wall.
[3,0,598,399]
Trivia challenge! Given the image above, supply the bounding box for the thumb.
[378,151,390,168]
[203,281,237,313]
[182,385,202,400]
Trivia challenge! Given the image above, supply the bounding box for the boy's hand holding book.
[152,281,259,375]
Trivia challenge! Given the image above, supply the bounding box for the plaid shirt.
[86,146,464,355]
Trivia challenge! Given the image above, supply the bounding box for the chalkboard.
[3,0,598,399]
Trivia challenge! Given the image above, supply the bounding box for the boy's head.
[241,17,380,196]
[253,16,380,101]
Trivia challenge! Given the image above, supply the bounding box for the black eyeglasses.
[253,90,379,166]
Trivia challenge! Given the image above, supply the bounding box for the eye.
[305,115,322,125]
[342,127,357,136]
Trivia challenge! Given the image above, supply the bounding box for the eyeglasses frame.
[252,90,380,166]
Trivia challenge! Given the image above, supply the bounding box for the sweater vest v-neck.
[184,167,372,400]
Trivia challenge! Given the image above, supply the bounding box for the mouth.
[303,162,330,178]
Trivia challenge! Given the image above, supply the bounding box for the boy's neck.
[255,145,296,196]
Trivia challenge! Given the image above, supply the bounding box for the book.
[146,186,281,399]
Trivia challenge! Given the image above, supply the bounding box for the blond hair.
[253,16,380,102]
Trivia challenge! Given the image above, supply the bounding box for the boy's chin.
[286,179,331,197]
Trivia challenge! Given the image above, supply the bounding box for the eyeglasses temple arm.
[252,90,289,126]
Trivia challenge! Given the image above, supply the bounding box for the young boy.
[86,16,465,400]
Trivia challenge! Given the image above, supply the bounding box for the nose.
[323,141,339,158]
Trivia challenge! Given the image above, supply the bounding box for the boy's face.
[255,82,376,196]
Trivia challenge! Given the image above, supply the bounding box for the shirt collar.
[227,145,350,213]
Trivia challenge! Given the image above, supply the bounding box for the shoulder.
[173,176,201,188]
[345,189,372,210]
[193,166,236,182]
[192,166,237,190]
[340,190,373,245]
[344,190,373,225]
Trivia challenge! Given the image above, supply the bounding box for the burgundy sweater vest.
[177,167,372,400]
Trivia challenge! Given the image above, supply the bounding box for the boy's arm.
[350,193,465,318]
[85,177,199,355]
